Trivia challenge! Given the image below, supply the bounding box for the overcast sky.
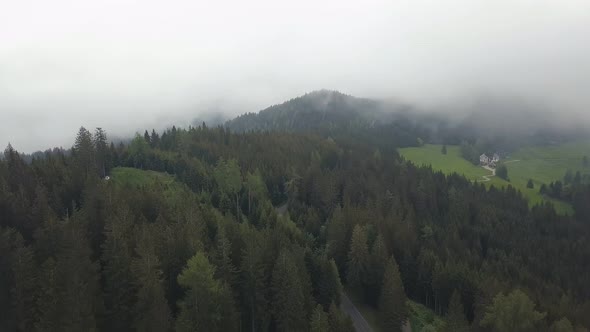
[1,0,589,151]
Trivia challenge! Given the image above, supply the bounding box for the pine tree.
[326,207,348,273]
[74,127,96,179]
[213,227,238,288]
[129,134,150,169]
[347,224,368,292]
[59,220,102,331]
[367,234,388,305]
[271,250,306,331]
[214,158,242,220]
[496,164,509,181]
[176,252,238,332]
[10,241,36,332]
[31,185,55,234]
[313,256,343,309]
[101,205,136,332]
[550,317,574,332]
[446,290,469,332]
[150,129,160,148]
[328,302,354,332]
[240,228,270,332]
[527,179,534,189]
[310,304,330,332]
[481,289,546,332]
[131,226,171,332]
[0,228,37,331]
[35,258,61,332]
[93,128,109,178]
[573,171,582,185]
[246,170,267,215]
[564,170,574,185]
[379,255,407,332]
[35,216,101,331]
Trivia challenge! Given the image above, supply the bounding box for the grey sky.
[2,0,589,151]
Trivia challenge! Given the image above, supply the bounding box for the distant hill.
[225,90,411,133]
[224,90,590,152]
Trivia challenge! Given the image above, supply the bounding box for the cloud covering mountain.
[1,0,589,151]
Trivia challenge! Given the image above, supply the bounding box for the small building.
[480,154,490,165]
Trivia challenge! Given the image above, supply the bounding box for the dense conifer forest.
[1,110,590,331]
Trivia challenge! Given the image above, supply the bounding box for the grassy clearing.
[399,144,490,180]
[110,167,175,187]
[398,143,590,215]
[407,301,446,332]
[109,166,207,207]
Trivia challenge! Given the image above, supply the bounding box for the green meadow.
[110,167,176,187]
[108,166,200,201]
[399,142,590,215]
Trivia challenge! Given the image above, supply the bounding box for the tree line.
[1,123,589,331]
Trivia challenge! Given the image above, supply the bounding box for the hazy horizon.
[2,0,590,152]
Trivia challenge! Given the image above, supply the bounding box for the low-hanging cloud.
[1,0,589,151]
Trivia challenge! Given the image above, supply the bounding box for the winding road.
[479,159,520,182]
[274,203,410,332]
[480,165,495,182]
[341,294,373,332]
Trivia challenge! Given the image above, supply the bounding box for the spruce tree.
[271,250,306,331]
[310,304,330,332]
[101,205,136,332]
[347,224,368,292]
[446,290,469,332]
[328,302,354,332]
[481,289,546,332]
[176,252,237,332]
[240,228,270,332]
[150,129,160,148]
[550,317,574,332]
[35,258,61,332]
[213,226,238,287]
[74,127,96,179]
[132,226,171,332]
[379,255,407,332]
[10,241,37,332]
[93,128,109,178]
[326,207,348,273]
[367,234,388,305]
[527,179,534,189]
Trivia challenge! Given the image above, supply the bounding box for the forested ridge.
[1,118,590,331]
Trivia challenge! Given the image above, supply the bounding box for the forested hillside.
[1,120,589,331]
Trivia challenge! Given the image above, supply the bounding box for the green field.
[507,142,590,189]
[407,301,446,332]
[110,167,176,187]
[399,143,590,215]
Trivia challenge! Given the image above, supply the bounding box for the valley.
[399,142,590,215]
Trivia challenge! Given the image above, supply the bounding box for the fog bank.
[1,0,589,151]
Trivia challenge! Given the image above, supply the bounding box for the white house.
[480,153,501,167]
[480,154,490,165]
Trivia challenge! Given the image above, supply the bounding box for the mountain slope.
[225,90,407,133]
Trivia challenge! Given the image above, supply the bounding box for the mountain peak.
[225,90,388,133]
